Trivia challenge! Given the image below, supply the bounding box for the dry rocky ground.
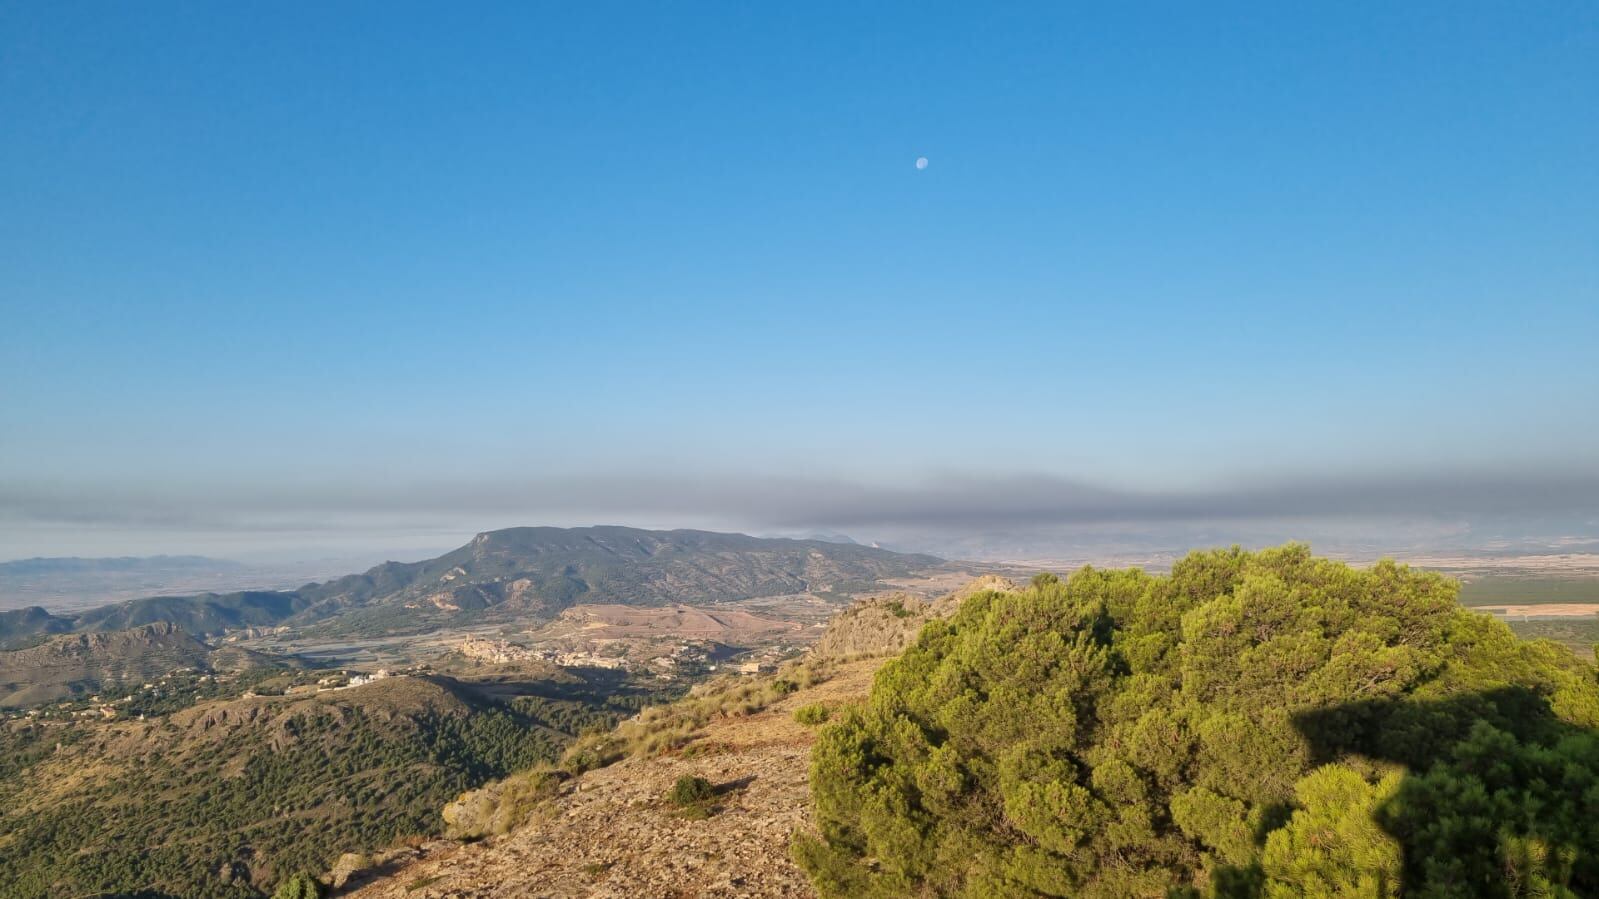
[543,603,806,642]
[342,657,884,899]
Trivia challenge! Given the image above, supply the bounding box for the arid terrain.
[343,657,882,899]
[338,577,1014,898]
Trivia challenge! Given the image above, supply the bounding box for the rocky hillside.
[0,622,218,707]
[0,593,310,648]
[0,527,943,645]
[342,658,884,899]
[337,578,1003,899]
[808,575,1016,660]
[0,606,73,649]
[0,668,671,898]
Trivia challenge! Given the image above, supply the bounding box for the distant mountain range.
[0,553,261,614]
[0,554,244,576]
[0,526,941,647]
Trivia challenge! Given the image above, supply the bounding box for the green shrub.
[793,703,832,726]
[272,872,324,899]
[668,774,715,807]
[677,802,713,821]
[799,545,1599,898]
[666,774,718,820]
[443,766,568,838]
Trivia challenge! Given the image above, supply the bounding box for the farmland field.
[1457,576,1599,606]
[1455,576,1599,659]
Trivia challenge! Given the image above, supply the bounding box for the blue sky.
[2,2,1596,559]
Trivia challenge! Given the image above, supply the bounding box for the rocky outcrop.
[809,575,1018,661]
[0,622,214,707]
[807,594,936,660]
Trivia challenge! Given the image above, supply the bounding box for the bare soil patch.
[1474,603,1599,619]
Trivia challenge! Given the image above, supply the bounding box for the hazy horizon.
[3,3,1595,562]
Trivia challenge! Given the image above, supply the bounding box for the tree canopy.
[797,545,1599,898]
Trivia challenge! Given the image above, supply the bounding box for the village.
[453,634,794,679]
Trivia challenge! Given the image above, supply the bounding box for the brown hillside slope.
[0,621,212,707]
[343,658,881,899]
[809,575,1016,660]
[341,577,1007,898]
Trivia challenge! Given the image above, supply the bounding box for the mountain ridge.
[0,555,242,574]
[0,621,226,707]
[0,526,942,646]
[0,664,667,897]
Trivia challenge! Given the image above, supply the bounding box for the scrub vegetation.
[797,545,1599,898]
[443,658,835,840]
[0,672,671,898]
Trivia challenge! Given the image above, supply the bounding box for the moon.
[915,156,929,170]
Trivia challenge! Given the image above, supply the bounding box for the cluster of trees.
[0,706,541,897]
[509,691,653,735]
[0,671,672,899]
[798,545,1599,897]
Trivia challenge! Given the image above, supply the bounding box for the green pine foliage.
[797,545,1599,898]
[668,774,716,806]
[270,873,323,899]
[667,774,717,820]
[795,702,833,726]
[0,706,550,898]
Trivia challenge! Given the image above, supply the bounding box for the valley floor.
[345,658,883,899]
